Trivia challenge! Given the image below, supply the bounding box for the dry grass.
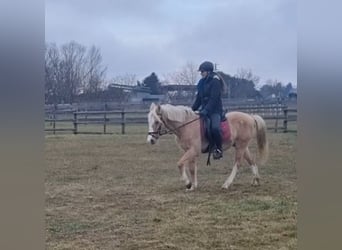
[45,128,297,249]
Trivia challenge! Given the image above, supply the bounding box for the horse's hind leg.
[244,147,260,186]
[222,146,245,189]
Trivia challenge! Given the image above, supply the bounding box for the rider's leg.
[210,113,223,159]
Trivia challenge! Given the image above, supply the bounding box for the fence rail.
[45,104,297,135]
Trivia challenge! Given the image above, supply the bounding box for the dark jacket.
[192,72,223,115]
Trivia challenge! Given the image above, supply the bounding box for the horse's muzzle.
[147,135,157,145]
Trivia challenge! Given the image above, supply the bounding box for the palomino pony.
[147,103,268,191]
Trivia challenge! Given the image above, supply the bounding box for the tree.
[45,41,107,104]
[235,68,260,85]
[45,43,61,104]
[259,84,274,99]
[168,62,198,86]
[259,79,289,100]
[232,78,259,99]
[166,62,199,100]
[83,45,107,94]
[215,71,259,99]
[285,82,293,95]
[142,72,161,94]
[59,41,87,103]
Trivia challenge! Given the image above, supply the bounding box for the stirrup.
[213,149,223,160]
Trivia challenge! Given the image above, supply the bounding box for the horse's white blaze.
[146,119,154,143]
[147,111,157,144]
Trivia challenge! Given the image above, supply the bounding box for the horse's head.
[147,103,165,145]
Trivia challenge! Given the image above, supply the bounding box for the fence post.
[121,110,125,134]
[274,104,280,133]
[73,112,78,134]
[52,104,57,134]
[53,111,56,135]
[104,112,107,134]
[283,108,288,133]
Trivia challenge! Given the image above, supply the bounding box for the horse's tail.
[252,114,269,164]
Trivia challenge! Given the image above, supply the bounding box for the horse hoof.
[221,185,229,190]
[186,183,192,189]
[251,179,260,186]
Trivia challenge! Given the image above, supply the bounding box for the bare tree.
[45,41,107,104]
[83,45,107,94]
[259,79,285,100]
[45,43,61,104]
[166,62,199,100]
[235,68,260,85]
[169,61,198,85]
[58,41,87,103]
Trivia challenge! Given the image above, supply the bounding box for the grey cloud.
[46,0,296,84]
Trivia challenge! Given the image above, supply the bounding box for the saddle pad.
[200,118,231,143]
[221,120,231,142]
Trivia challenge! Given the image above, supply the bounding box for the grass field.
[45,127,297,249]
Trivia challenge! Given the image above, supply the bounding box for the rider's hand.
[199,109,208,117]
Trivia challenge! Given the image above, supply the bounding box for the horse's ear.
[150,102,156,111]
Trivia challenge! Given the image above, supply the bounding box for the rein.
[148,116,200,137]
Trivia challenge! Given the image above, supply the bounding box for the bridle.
[148,114,200,138]
[147,123,169,138]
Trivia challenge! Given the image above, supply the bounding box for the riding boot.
[213,142,223,160]
[213,149,222,160]
[210,113,223,160]
[212,131,223,160]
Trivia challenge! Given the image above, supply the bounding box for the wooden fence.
[45,104,297,135]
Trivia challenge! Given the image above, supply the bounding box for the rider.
[192,61,224,160]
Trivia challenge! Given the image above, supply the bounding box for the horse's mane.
[160,104,196,123]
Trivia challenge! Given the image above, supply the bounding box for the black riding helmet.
[198,61,214,72]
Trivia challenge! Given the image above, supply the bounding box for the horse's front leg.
[188,158,198,189]
[177,148,197,191]
[178,162,191,190]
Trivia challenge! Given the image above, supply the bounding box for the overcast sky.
[45,0,296,86]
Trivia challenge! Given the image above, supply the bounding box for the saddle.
[200,116,232,165]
